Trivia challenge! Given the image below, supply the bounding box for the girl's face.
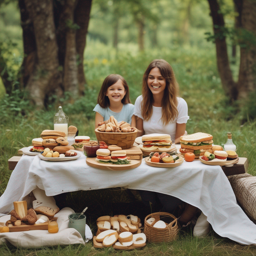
[106,79,126,104]
[147,67,166,96]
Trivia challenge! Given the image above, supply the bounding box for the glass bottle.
[54,106,68,138]
[48,220,59,233]
[224,132,237,151]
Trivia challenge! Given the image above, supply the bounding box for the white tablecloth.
[1,152,256,245]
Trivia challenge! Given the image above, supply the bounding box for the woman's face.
[147,67,166,96]
[106,79,126,103]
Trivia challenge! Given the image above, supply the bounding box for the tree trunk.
[24,0,61,108]
[18,0,37,90]
[62,0,79,99]
[237,0,256,99]
[75,0,92,96]
[207,0,238,101]
[138,17,145,52]
[182,0,192,44]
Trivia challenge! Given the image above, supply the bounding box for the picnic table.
[1,146,256,245]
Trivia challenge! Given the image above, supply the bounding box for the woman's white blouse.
[134,95,189,141]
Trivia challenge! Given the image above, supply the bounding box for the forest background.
[0,0,256,255]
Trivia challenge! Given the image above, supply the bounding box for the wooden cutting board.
[9,217,57,232]
[125,146,143,160]
[86,158,142,171]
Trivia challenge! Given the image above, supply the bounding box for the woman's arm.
[131,115,136,127]
[95,112,104,128]
[136,117,145,137]
[175,123,186,144]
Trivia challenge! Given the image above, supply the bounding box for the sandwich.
[180,132,213,158]
[30,138,44,152]
[41,130,66,140]
[111,150,130,164]
[42,138,58,148]
[72,136,90,150]
[96,149,111,163]
[141,134,172,152]
[53,145,74,154]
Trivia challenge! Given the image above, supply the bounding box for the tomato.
[153,152,160,157]
[184,152,195,162]
[151,156,160,163]
[97,156,111,160]
[160,152,170,159]
[111,156,127,159]
[202,155,209,161]
[100,145,108,149]
[215,155,226,160]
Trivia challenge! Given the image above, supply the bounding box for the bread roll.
[53,146,74,154]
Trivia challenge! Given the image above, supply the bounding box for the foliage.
[240,90,256,123]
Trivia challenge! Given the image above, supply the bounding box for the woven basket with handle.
[95,129,137,149]
[144,212,179,243]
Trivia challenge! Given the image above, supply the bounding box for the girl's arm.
[136,116,145,137]
[175,123,186,144]
[131,115,136,127]
[95,112,104,128]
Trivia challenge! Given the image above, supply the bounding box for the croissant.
[98,124,106,132]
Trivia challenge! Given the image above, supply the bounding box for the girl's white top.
[134,95,189,141]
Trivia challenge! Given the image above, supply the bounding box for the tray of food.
[86,149,142,171]
[199,150,239,166]
[145,152,184,168]
[38,149,81,162]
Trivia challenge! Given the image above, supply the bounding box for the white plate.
[135,136,143,145]
[22,146,43,156]
[38,151,82,162]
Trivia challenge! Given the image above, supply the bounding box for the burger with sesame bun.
[180,132,213,159]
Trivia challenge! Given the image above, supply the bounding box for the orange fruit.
[0,226,9,233]
[184,152,195,162]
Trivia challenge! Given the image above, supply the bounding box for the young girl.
[94,74,135,127]
[134,59,197,225]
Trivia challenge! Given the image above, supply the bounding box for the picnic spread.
[1,116,256,248]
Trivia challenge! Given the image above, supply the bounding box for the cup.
[68,213,86,240]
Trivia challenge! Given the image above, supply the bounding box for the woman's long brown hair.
[97,74,131,108]
[141,59,179,125]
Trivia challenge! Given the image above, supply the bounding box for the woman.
[134,59,197,225]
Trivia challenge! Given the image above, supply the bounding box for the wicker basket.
[144,212,179,243]
[94,129,137,149]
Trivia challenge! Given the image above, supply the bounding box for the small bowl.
[84,144,100,157]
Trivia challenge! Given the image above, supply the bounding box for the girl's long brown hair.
[141,59,179,125]
[97,74,131,108]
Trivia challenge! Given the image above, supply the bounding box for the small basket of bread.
[95,116,137,149]
[144,212,179,243]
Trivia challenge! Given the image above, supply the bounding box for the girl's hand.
[95,112,104,128]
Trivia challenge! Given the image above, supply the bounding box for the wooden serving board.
[145,157,184,168]
[125,146,143,160]
[86,158,142,171]
[9,218,57,232]
[199,156,239,166]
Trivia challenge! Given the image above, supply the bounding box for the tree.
[18,0,92,108]
[207,0,256,101]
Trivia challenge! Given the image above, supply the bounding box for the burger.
[96,149,111,163]
[111,150,130,164]
[41,130,66,140]
[30,138,44,152]
[72,136,90,151]
[180,132,213,158]
[141,134,172,152]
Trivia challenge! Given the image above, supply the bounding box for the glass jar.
[54,106,69,138]
[48,220,59,233]
[224,132,237,151]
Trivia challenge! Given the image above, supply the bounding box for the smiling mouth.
[152,85,160,89]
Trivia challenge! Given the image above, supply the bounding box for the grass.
[1,46,256,254]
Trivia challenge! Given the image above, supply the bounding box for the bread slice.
[142,134,171,142]
[93,236,104,248]
[103,233,118,247]
[181,144,213,150]
[96,230,118,242]
[180,132,213,143]
[133,233,146,248]
[34,206,59,217]
[118,231,133,243]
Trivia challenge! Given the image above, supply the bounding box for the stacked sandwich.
[96,149,130,165]
[180,132,213,158]
[141,134,173,153]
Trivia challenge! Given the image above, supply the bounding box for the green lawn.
[0,47,256,254]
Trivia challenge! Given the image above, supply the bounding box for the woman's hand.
[135,116,144,137]
[175,123,186,144]
[95,112,104,128]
